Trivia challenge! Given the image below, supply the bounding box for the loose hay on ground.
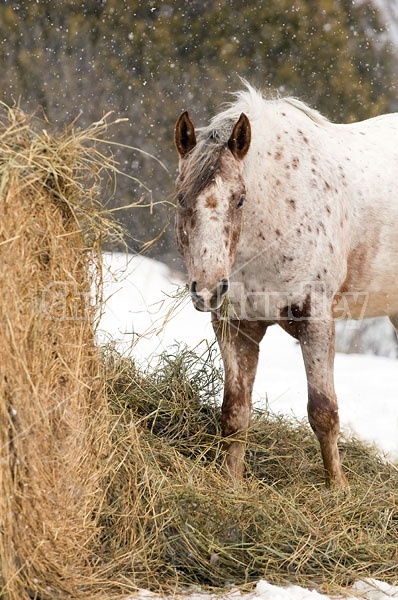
[101,347,398,597]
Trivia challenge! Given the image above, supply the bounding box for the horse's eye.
[237,194,245,208]
[177,192,185,207]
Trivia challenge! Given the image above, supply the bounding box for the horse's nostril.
[190,281,197,296]
[220,278,229,296]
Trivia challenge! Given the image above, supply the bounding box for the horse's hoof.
[328,471,349,490]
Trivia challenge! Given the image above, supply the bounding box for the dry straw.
[101,346,398,597]
[0,105,119,599]
[0,103,396,600]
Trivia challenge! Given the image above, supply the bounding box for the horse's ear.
[175,111,197,158]
[228,113,251,160]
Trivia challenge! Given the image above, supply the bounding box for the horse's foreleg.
[212,316,267,479]
[298,317,347,488]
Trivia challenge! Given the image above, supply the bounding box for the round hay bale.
[0,108,114,599]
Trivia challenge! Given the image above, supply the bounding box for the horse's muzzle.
[190,278,229,311]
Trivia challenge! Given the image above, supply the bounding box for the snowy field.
[98,252,398,600]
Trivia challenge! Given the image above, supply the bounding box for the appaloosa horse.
[174,83,398,487]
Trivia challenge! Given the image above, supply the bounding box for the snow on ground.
[135,578,398,600]
[99,252,398,600]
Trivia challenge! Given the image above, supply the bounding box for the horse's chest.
[229,223,344,320]
[228,260,305,320]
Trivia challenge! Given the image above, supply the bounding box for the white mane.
[201,82,329,136]
[282,97,329,125]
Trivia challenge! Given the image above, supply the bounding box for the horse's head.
[174,111,251,312]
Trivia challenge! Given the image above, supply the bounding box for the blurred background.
[1,0,397,355]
